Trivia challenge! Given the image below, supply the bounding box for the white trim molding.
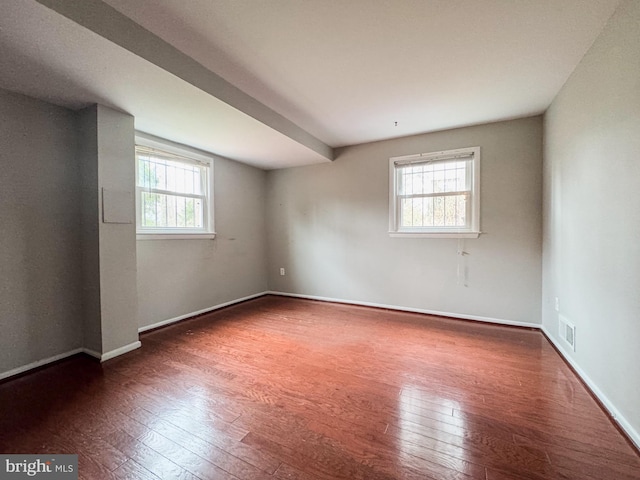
[138,291,269,333]
[267,291,540,328]
[0,348,84,381]
[137,233,216,240]
[269,291,638,450]
[0,342,143,380]
[135,133,215,239]
[389,232,481,239]
[542,326,640,451]
[389,146,481,238]
[2,291,637,452]
[82,348,102,360]
[100,341,142,362]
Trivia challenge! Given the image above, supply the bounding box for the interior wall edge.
[3,289,638,453]
[100,340,141,363]
[541,325,640,452]
[267,291,541,328]
[264,291,639,452]
[82,348,102,360]
[0,348,84,382]
[138,291,270,334]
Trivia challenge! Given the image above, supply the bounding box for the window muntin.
[390,147,480,237]
[135,141,213,236]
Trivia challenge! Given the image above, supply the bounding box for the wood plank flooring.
[1,295,638,479]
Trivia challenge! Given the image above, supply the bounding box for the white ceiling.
[0,0,621,169]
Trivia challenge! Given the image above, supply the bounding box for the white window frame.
[389,146,481,238]
[135,133,215,240]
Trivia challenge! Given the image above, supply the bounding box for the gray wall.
[95,105,139,354]
[4,0,638,449]
[77,106,102,353]
[542,0,640,442]
[267,116,543,325]
[0,89,83,373]
[0,87,267,373]
[78,105,140,357]
[137,153,268,329]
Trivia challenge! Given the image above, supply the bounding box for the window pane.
[412,168,424,195]
[433,196,444,225]
[141,192,204,228]
[138,156,159,189]
[405,165,459,194]
[425,169,434,194]
[400,194,467,228]
[400,168,411,195]
[393,148,477,234]
[401,164,437,195]
[137,155,204,196]
[444,195,463,226]
[401,197,413,226]
[456,163,467,191]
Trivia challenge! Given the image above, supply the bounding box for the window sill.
[137,232,216,240]
[389,231,481,239]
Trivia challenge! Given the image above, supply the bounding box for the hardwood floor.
[1,295,638,479]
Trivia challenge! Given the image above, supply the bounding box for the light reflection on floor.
[395,384,473,474]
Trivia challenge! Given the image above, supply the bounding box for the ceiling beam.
[35,0,334,161]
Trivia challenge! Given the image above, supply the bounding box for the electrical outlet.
[554,297,559,312]
[280,268,285,276]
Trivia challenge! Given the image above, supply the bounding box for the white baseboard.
[1,292,268,381]
[82,348,102,360]
[100,341,141,362]
[267,291,540,328]
[541,325,640,451]
[138,291,269,333]
[3,292,636,452]
[268,292,639,450]
[0,340,145,380]
[0,348,84,381]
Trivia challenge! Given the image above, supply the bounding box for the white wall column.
[78,104,139,360]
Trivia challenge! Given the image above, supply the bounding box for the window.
[135,136,214,239]
[389,146,480,238]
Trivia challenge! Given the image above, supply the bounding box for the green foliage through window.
[136,145,210,232]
